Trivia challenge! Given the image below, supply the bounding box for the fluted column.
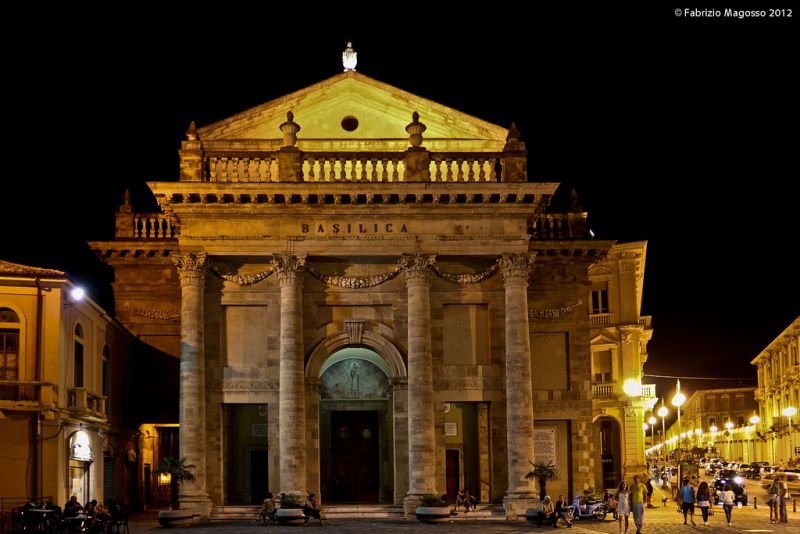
[172,252,211,516]
[400,254,436,518]
[500,252,537,517]
[272,254,307,496]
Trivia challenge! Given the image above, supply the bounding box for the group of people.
[767,475,791,524]
[677,478,733,527]
[63,495,122,533]
[259,492,324,526]
[534,495,574,528]
[611,475,649,534]
[454,488,478,512]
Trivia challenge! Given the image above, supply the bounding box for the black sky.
[2,8,797,407]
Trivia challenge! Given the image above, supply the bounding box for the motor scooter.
[567,494,609,520]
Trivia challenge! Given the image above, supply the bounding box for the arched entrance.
[318,347,392,503]
[593,417,622,490]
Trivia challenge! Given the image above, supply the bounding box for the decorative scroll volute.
[399,254,436,287]
[171,252,208,285]
[499,253,535,285]
[271,254,307,286]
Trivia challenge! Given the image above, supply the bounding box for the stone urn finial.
[119,189,132,213]
[280,111,301,147]
[342,42,357,72]
[405,111,426,148]
[185,121,198,140]
[504,122,526,152]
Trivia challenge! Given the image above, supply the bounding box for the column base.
[179,492,212,522]
[503,493,539,520]
[403,495,422,521]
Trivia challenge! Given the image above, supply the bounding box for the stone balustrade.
[133,213,179,239]
[0,380,57,410]
[641,384,656,397]
[593,383,615,397]
[590,313,612,327]
[639,316,652,328]
[204,152,502,183]
[529,213,588,239]
[66,387,107,420]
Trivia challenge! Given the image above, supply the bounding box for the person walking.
[679,479,696,526]
[768,477,781,523]
[616,481,631,534]
[777,475,789,523]
[696,481,711,527]
[630,474,648,534]
[718,483,735,527]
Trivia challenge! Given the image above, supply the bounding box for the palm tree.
[155,456,195,510]
[525,460,560,501]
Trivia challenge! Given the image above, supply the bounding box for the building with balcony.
[663,387,758,462]
[752,316,800,464]
[0,259,177,511]
[588,242,655,488]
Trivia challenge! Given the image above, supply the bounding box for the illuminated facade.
[663,387,757,461]
[752,317,800,464]
[0,260,138,507]
[89,71,650,519]
[588,242,655,487]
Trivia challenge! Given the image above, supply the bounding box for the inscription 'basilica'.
[91,56,652,520]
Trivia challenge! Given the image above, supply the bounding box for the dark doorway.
[595,417,621,490]
[331,411,379,502]
[446,450,460,502]
[250,450,269,505]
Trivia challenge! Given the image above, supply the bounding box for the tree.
[525,460,560,501]
[155,456,195,510]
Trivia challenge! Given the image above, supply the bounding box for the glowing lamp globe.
[70,287,85,301]
[623,379,642,397]
[710,425,718,432]
[648,416,657,426]
[749,415,761,424]
[657,405,668,418]
[782,406,798,417]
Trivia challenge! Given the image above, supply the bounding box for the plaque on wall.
[444,422,458,436]
[534,428,557,465]
[251,423,268,437]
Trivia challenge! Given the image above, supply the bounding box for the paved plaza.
[127,502,799,534]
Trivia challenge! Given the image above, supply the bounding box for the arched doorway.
[318,347,392,503]
[593,417,622,490]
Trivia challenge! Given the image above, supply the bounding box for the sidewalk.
[127,504,799,533]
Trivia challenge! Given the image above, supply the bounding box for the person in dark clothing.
[303,494,325,525]
[554,494,573,528]
[64,496,83,517]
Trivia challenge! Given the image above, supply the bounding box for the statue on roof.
[342,42,357,72]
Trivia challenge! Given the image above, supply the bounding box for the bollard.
[794,498,796,513]
[754,496,757,510]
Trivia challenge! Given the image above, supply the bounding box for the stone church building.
[91,67,639,518]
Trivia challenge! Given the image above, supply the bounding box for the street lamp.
[657,402,668,465]
[672,380,687,483]
[782,406,797,464]
[649,416,657,455]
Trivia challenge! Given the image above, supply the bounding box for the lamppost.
[725,420,734,459]
[709,425,718,457]
[649,416,658,457]
[749,414,761,462]
[671,380,686,484]
[658,402,669,468]
[782,406,797,464]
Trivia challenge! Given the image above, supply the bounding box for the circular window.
[341,116,359,132]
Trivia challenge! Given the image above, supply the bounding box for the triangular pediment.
[197,72,508,149]
[591,334,618,345]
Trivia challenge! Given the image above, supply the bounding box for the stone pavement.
[127,505,800,533]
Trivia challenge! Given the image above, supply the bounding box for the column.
[400,254,436,518]
[272,254,307,496]
[500,253,537,517]
[172,252,211,516]
[391,377,409,505]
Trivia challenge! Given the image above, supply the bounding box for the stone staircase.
[210,503,506,521]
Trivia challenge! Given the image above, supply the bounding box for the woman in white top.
[718,483,735,527]
[616,481,631,534]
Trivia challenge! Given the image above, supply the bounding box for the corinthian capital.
[399,254,436,287]
[499,253,536,285]
[272,254,307,286]
[171,252,208,285]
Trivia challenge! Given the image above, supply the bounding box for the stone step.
[448,504,506,521]
[210,504,405,521]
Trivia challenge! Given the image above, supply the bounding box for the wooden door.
[331,411,379,502]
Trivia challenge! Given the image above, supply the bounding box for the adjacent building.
[752,316,800,464]
[663,387,758,462]
[589,242,655,488]
[87,66,653,518]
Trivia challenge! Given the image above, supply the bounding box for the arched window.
[0,307,20,382]
[74,323,84,388]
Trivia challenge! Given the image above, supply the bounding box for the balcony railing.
[66,388,107,421]
[641,384,656,397]
[0,381,57,411]
[590,314,611,327]
[593,383,615,398]
[639,316,652,328]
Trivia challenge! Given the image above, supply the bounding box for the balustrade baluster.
[489,159,497,181]
[208,158,218,180]
[392,160,400,181]
[478,159,486,181]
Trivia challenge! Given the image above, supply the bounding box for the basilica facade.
[91,70,638,518]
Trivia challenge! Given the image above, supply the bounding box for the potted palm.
[275,493,306,525]
[524,461,559,522]
[155,456,196,527]
[415,494,451,523]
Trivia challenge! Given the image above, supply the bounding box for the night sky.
[3,8,796,414]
